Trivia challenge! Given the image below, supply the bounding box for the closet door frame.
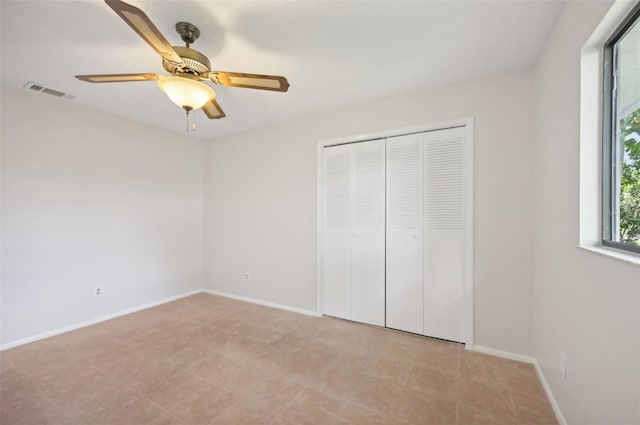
[316,117,475,349]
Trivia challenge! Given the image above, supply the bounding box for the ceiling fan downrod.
[175,22,200,48]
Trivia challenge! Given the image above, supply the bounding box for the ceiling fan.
[76,0,290,121]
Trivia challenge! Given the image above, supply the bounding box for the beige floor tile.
[457,404,517,425]
[0,384,68,425]
[272,417,298,425]
[169,384,237,425]
[68,390,165,425]
[459,353,503,387]
[459,350,503,368]
[347,375,408,417]
[330,347,375,376]
[43,366,125,413]
[26,360,96,394]
[269,332,313,353]
[495,362,546,399]
[502,372,547,399]
[281,387,343,425]
[166,343,214,370]
[147,411,185,425]
[140,370,209,409]
[240,371,306,415]
[459,380,516,419]
[407,365,458,402]
[307,360,366,398]
[197,328,235,352]
[281,342,335,379]
[4,342,74,380]
[188,352,263,395]
[126,358,184,391]
[215,334,270,363]
[511,391,559,425]
[351,324,389,347]
[211,399,281,425]
[340,401,398,425]
[101,393,168,425]
[0,364,29,398]
[412,351,460,377]
[366,354,414,386]
[239,340,297,373]
[398,388,457,424]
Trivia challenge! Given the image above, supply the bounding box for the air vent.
[23,81,76,100]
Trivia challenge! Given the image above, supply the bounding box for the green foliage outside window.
[620,107,640,246]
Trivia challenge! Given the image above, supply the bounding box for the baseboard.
[0,289,203,351]
[472,345,566,425]
[203,289,321,317]
[472,345,536,364]
[533,360,568,425]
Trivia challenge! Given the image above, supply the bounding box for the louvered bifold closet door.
[385,134,424,334]
[351,139,386,326]
[322,144,352,320]
[423,127,466,342]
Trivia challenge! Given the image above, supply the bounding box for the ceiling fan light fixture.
[157,76,215,111]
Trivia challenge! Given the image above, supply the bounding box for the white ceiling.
[0,0,563,139]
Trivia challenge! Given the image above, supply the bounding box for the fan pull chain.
[192,111,197,132]
[185,110,190,133]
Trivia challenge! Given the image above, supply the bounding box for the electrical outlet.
[95,287,102,296]
[244,273,250,280]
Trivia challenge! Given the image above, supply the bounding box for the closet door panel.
[351,140,385,326]
[322,145,352,320]
[423,128,466,342]
[424,230,465,341]
[351,231,385,325]
[386,134,423,334]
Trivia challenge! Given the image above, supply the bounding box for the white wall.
[204,69,536,355]
[533,2,640,424]
[0,86,205,346]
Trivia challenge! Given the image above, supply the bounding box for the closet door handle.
[413,234,421,239]
[353,232,359,238]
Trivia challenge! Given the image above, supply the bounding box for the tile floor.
[1,293,558,425]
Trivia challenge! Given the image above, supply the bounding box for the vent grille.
[23,81,75,100]
[324,149,351,228]
[355,145,385,228]
[425,138,465,229]
[388,140,422,229]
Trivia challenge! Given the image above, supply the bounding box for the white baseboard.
[0,289,203,351]
[472,345,566,425]
[203,289,321,317]
[534,360,568,425]
[472,345,536,364]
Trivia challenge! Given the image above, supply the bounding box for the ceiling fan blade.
[75,73,162,83]
[209,72,290,92]
[202,98,226,119]
[104,0,184,65]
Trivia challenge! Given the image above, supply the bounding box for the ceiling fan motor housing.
[163,46,211,79]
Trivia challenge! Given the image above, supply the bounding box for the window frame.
[602,2,640,255]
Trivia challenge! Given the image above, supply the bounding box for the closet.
[320,124,471,344]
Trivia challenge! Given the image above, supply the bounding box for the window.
[603,3,640,254]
